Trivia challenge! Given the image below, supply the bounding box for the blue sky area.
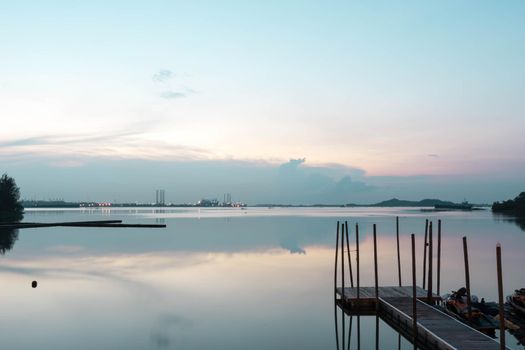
[1,1,524,203]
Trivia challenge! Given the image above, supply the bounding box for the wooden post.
[345,221,354,288]
[356,223,360,307]
[437,220,442,296]
[334,300,340,350]
[411,233,417,350]
[341,222,345,301]
[357,315,361,350]
[373,224,379,303]
[423,219,428,288]
[334,221,340,299]
[375,314,380,350]
[396,216,402,287]
[463,236,472,321]
[347,316,352,350]
[374,224,380,350]
[427,222,433,303]
[341,300,345,350]
[496,243,505,350]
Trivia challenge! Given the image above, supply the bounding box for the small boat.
[443,287,499,336]
[434,201,473,210]
[507,288,525,315]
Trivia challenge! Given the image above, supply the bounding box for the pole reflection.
[334,300,421,350]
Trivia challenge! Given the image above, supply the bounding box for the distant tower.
[155,189,166,205]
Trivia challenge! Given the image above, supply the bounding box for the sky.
[1,0,524,204]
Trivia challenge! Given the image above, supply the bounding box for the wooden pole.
[375,314,380,350]
[341,222,345,302]
[463,236,473,321]
[334,300,340,350]
[411,233,417,350]
[334,222,340,350]
[334,221,340,299]
[356,223,360,307]
[423,219,428,288]
[396,216,402,287]
[347,316,352,350]
[345,221,354,288]
[357,315,361,350]
[373,224,379,303]
[373,224,380,350]
[342,300,345,350]
[437,220,442,296]
[427,222,433,303]
[496,243,505,350]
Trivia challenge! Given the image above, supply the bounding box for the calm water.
[0,207,523,349]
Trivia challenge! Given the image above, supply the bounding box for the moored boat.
[435,201,473,210]
[442,287,499,336]
[507,288,525,315]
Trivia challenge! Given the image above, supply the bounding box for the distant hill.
[372,198,456,207]
[492,192,525,216]
[347,198,458,207]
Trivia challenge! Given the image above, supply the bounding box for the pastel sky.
[1,1,524,203]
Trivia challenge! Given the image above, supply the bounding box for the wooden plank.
[0,220,166,229]
[336,286,506,350]
[380,297,505,350]
[0,220,122,227]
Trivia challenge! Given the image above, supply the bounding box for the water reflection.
[1,208,524,349]
[0,228,19,254]
[335,300,414,350]
[493,213,525,232]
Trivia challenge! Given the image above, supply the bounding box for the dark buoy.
[32,281,37,288]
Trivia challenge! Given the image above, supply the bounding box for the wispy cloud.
[152,69,196,100]
[0,136,60,148]
[152,69,174,83]
[0,121,215,164]
[159,91,186,99]
[0,131,141,149]
[49,160,85,168]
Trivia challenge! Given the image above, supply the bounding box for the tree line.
[492,192,525,216]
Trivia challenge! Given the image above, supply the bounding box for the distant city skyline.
[1,1,524,203]
[7,158,523,205]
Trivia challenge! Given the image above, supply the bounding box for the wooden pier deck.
[336,287,506,350]
[337,286,441,302]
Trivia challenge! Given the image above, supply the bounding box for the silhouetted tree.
[492,192,525,216]
[0,228,19,255]
[0,173,24,222]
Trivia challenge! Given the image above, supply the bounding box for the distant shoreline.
[22,199,491,209]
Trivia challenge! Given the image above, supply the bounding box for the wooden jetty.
[381,297,503,350]
[336,286,440,311]
[337,287,503,349]
[333,220,508,350]
[0,220,166,229]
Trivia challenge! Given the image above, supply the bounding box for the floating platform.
[336,286,506,350]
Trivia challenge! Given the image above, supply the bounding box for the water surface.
[0,207,523,349]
